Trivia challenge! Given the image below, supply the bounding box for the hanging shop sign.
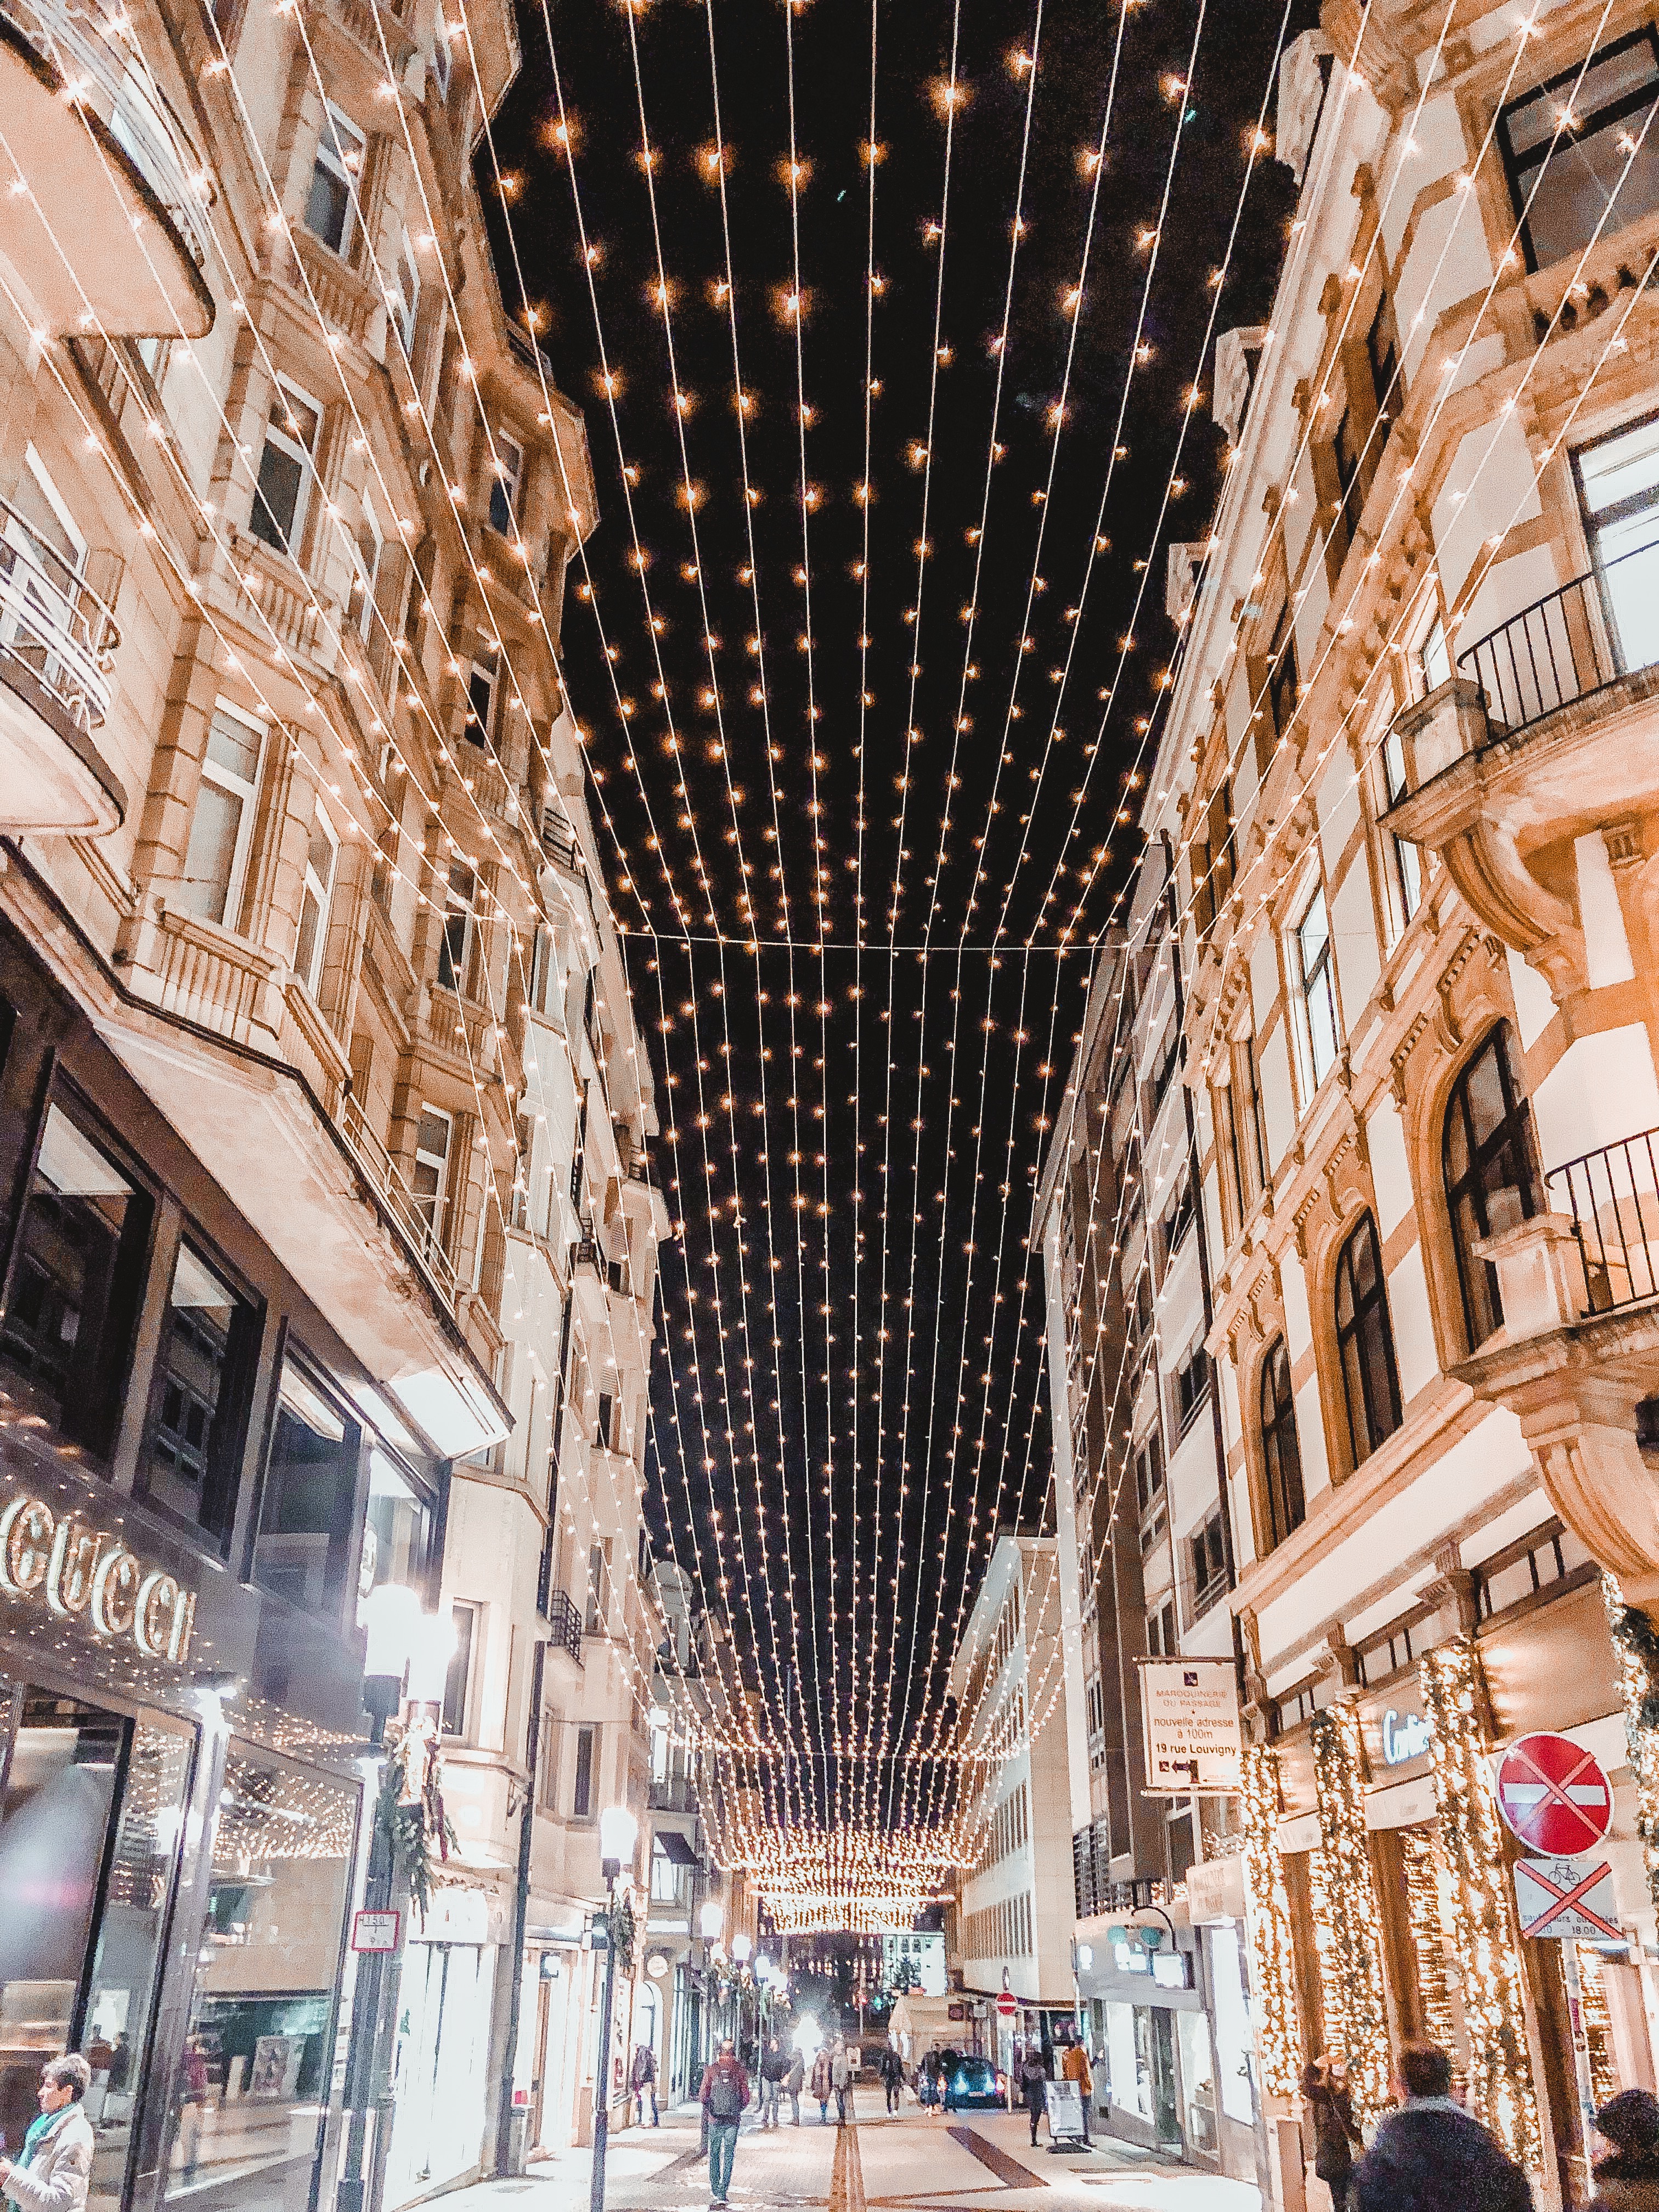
[1494,1733,1613,1856]
[1513,1857,1621,1943]
[0,1485,196,1662]
[1139,1658,1243,1791]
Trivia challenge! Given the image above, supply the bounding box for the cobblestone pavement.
[437,2100,1260,2212]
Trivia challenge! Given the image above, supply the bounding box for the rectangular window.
[540,1713,560,1810]
[488,436,523,538]
[1197,778,1234,936]
[179,704,266,929]
[1575,410,1659,676]
[294,801,338,1000]
[1499,30,1659,272]
[1176,1340,1210,1431]
[437,861,476,994]
[1367,296,1401,448]
[1161,1172,1195,1266]
[304,102,365,257]
[464,648,498,748]
[1190,1510,1229,1611]
[349,495,383,642]
[0,1096,154,1458]
[1294,883,1340,1091]
[1149,1018,1181,1115]
[1380,726,1422,926]
[143,1238,261,1539]
[596,1390,615,1449]
[251,1357,360,1616]
[360,1446,431,1601]
[1417,614,1451,697]
[411,1105,453,1254]
[1147,1597,1177,1656]
[390,228,420,358]
[250,382,321,557]
[443,1601,476,1735]
[1267,600,1299,742]
[1134,1431,1164,1516]
[1333,404,1364,552]
[572,1723,596,1818]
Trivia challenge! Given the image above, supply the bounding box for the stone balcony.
[0,493,127,833]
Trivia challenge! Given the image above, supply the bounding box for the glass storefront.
[385,1916,496,2207]
[161,1743,359,2212]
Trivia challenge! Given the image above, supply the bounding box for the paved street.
[442,2102,1260,2212]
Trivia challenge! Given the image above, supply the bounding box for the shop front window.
[251,1359,362,1617]
[163,1746,358,2212]
[385,1905,495,2205]
[0,1098,154,1459]
[142,1240,262,1544]
[1176,2007,1218,2157]
[357,1448,432,1610]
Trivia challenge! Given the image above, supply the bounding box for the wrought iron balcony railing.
[1547,1127,1659,1317]
[0,496,120,736]
[546,1586,584,1667]
[339,1089,460,1308]
[1456,537,1659,738]
[1,0,216,270]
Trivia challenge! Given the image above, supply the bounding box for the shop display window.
[163,1745,358,2212]
[385,1933,495,2205]
[1175,2007,1217,2155]
[142,1240,263,1544]
[0,1098,154,1459]
[358,1448,432,1610]
[251,1358,361,1617]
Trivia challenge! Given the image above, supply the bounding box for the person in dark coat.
[878,2044,905,2115]
[1590,2088,1659,2212]
[1019,2051,1049,2149]
[1305,2053,1362,2210]
[1351,2042,1532,2212]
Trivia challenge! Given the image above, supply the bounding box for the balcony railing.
[0,497,119,736]
[340,1090,460,1308]
[1,0,215,269]
[1547,1128,1659,1316]
[546,1587,583,1667]
[1457,538,1659,738]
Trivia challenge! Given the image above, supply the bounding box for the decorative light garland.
[1309,1702,1390,2126]
[1604,1575,1659,1914]
[1400,1831,1457,2055]
[1240,1743,1302,2100]
[1419,1640,1541,2172]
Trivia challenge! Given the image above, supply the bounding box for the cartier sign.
[0,1489,196,1662]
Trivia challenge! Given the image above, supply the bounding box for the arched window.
[1443,1022,1542,1351]
[1259,1339,1305,1548]
[1334,1212,1402,1468]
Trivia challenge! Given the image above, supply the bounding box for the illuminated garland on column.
[1400,1832,1457,2053]
[1309,1702,1390,2125]
[1240,1744,1302,2099]
[1419,1641,1541,2172]
[1604,1575,1659,1914]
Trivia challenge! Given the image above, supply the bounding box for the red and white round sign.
[997,1991,1018,2020]
[1494,1731,1613,1855]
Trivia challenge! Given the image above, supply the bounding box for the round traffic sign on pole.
[997,1991,1017,2020]
[1494,1732,1613,1855]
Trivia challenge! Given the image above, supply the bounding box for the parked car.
[943,2055,1006,2112]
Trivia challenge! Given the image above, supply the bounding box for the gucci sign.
[0,1489,196,1662]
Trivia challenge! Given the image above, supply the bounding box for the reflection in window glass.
[252,1361,359,1616]
[1577,410,1659,676]
[0,1690,125,2155]
[164,1748,358,2212]
[145,1242,259,1541]
[83,1719,194,2212]
[0,1102,153,1457]
[357,1449,431,1609]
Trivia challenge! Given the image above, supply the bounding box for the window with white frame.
[250,382,320,557]
[436,861,475,994]
[389,228,420,359]
[304,103,365,258]
[179,704,266,928]
[464,647,498,747]
[1379,723,1421,930]
[348,493,383,642]
[488,436,523,537]
[1292,881,1340,1092]
[411,1105,453,1251]
[529,920,566,1020]
[294,800,338,998]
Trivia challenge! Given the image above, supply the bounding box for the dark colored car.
[943,2056,1005,2112]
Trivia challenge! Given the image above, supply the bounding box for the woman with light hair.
[0,2055,94,2212]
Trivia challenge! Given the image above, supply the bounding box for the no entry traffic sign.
[1494,1733,1613,1856]
[997,1991,1018,2019]
[1514,1857,1621,1942]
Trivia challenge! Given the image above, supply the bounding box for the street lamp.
[590,1804,639,2212]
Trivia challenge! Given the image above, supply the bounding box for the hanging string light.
[1240,1742,1303,2101]
[1309,1702,1390,2127]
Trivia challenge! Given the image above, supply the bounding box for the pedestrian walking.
[1060,2036,1093,2143]
[1305,2053,1363,2212]
[0,2054,94,2212]
[699,2037,751,2208]
[1590,2089,1659,2211]
[632,2042,659,2129]
[761,2037,788,2130]
[918,2049,941,2116]
[831,2038,855,2126]
[785,2045,805,2126]
[1351,2042,1531,2212]
[879,2043,905,2115]
[1020,2050,1049,2149]
[811,2045,833,2123]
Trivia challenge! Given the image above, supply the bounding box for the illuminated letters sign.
[0,1487,195,1662]
[1381,1708,1432,1766]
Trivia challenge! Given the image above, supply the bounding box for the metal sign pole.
[1560,1943,1599,2171]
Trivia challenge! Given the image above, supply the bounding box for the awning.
[654,1829,701,1867]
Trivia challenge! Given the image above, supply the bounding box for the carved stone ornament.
[1166,541,1206,627]
[1276,31,1332,187]
[1214,327,1268,447]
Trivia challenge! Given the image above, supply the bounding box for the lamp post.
[698,1902,724,2074]
[590,1804,638,2212]
[341,1589,454,2212]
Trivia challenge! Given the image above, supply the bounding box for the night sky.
[482,0,1306,1841]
